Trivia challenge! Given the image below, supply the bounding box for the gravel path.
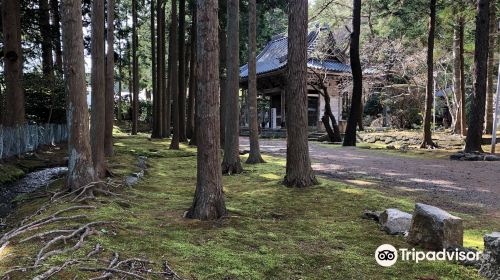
[240,138,500,217]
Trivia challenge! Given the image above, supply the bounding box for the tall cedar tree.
[170,0,181,149]
[162,4,170,137]
[104,0,115,156]
[151,0,160,138]
[187,2,197,141]
[50,0,63,72]
[452,2,465,135]
[343,0,363,146]
[186,0,227,220]
[131,0,139,135]
[222,0,243,174]
[2,0,25,126]
[39,0,54,78]
[91,0,106,177]
[61,0,96,190]
[284,0,318,187]
[420,0,438,148]
[178,0,188,142]
[246,0,264,164]
[485,1,497,134]
[465,0,490,152]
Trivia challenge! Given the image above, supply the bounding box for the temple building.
[239,25,352,132]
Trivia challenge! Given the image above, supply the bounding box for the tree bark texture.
[131,0,139,135]
[186,0,227,220]
[178,0,187,142]
[485,1,497,134]
[50,0,63,72]
[2,0,25,127]
[39,0,54,78]
[61,0,96,190]
[170,0,180,149]
[284,0,317,188]
[91,0,106,176]
[104,0,115,157]
[187,5,197,141]
[465,0,490,152]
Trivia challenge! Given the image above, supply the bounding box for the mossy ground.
[0,133,494,279]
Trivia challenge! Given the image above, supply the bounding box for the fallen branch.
[86,243,102,258]
[32,260,80,280]
[81,267,148,280]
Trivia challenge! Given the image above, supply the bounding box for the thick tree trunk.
[284,0,317,188]
[61,0,96,190]
[151,0,161,138]
[186,0,227,221]
[459,16,466,136]
[246,0,264,164]
[187,6,197,141]
[50,0,63,72]
[118,36,123,123]
[452,6,463,135]
[343,0,363,147]
[485,1,497,134]
[170,0,180,149]
[104,0,115,157]
[39,0,54,78]
[2,0,25,127]
[131,0,139,135]
[178,0,187,142]
[465,0,490,152]
[91,0,106,177]
[420,0,437,148]
[221,0,243,174]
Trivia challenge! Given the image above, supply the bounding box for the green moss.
[0,164,25,185]
[0,134,493,279]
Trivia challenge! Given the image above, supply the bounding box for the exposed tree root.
[32,260,80,280]
[35,221,111,265]
[86,243,102,258]
[0,205,96,246]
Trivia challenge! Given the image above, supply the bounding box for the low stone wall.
[0,124,68,159]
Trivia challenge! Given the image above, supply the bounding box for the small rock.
[365,137,377,144]
[450,152,465,161]
[484,155,500,161]
[137,156,149,169]
[386,145,396,150]
[447,245,481,268]
[379,208,412,235]
[125,176,139,187]
[384,137,394,144]
[407,203,463,250]
[464,154,485,161]
[479,232,500,280]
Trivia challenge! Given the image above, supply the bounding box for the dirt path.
[240,138,500,217]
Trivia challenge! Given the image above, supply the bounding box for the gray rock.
[450,152,465,160]
[125,176,139,187]
[407,203,463,250]
[447,245,481,268]
[384,137,394,144]
[365,137,377,144]
[464,154,485,161]
[386,145,396,150]
[484,155,500,161]
[362,210,381,222]
[480,232,500,280]
[379,208,412,235]
[137,156,149,169]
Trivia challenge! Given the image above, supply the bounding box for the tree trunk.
[170,0,180,149]
[246,0,264,164]
[162,6,170,137]
[178,0,187,142]
[452,5,463,135]
[320,86,342,142]
[131,0,139,135]
[459,15,466,137]
[2,0,25,127]
[186,0,227,221]
[61,0,96,190]
[104,0,115,157]
[219,24,227,146]
[420,0,437,148]
[465,0,490,153]
[187,5,196,141]
[91,0,106,177]
[343,0,363,147]
[284,0,317,188]
[485,1,497,134]
[50,0,63,72]
[118,35,123,123]
[151,0,161,138]
[39,0,54,78]
[221,0,243,174]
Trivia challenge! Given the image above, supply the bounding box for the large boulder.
[407,203,463,250]
[379,208,412,235]
[479,232,500,280]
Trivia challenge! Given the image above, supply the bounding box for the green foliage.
[364,93,383,116]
